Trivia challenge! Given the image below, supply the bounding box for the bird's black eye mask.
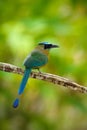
[44,44,52,49]
[38,43,52,49]
[38,43,58,49]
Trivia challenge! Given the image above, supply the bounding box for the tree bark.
[0,62,87,93]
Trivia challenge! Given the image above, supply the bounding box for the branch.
[0,62,87,93]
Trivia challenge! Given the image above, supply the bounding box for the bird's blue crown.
[38,42,52,49]
[38,42,59,49]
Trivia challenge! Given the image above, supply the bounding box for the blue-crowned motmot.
[13,42,59,108]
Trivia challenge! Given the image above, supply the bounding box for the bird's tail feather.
[13,68,31,108]
[18,68,31,95]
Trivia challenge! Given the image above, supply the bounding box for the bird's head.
[38,42,59,50]
[37,42,59,55]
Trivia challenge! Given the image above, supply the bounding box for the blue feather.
[13,68,31,108]
[13,98,19,108]
[18,68,31,95]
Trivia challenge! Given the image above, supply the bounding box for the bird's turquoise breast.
[24,50,48,68]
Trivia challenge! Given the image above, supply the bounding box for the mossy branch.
[0,62,87,93]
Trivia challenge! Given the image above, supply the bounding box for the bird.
[13,42,59,108]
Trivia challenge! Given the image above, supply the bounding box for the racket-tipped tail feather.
[13,98,19,108]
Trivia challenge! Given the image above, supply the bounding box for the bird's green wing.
[24,50,48,68]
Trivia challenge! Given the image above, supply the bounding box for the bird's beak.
[51,44,59,48]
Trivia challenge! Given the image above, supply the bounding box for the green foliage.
[0,0,87,130]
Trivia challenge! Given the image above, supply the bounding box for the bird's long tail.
[13,68,31,108]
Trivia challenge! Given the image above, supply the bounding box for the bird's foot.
[37,68,42,74]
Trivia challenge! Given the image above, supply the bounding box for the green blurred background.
[0,0,87,130]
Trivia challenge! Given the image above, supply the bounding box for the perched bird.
[13,42,59,108]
